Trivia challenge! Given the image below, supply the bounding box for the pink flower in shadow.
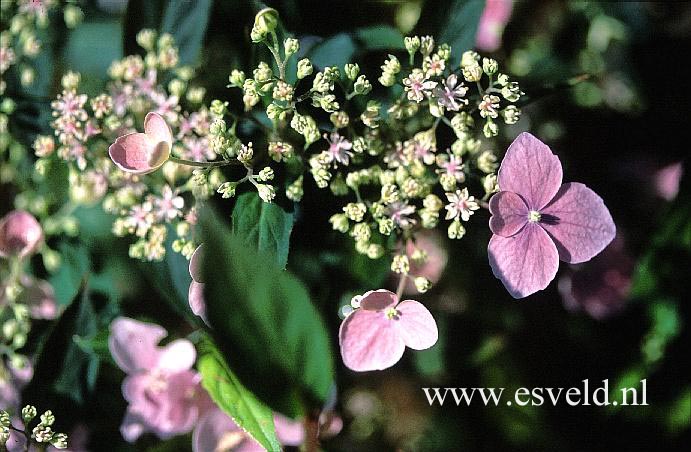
[192,408,305,452]
[559,236,633,320]
[339,290,438,371]
[476,0,514,52]
[108,112,172,174]
[108,317,204,442]
[654,162,683,201]
[488,133,616,298]
[0,210,43,259]
[403,231,448,295]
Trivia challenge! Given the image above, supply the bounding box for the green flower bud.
[344,63,360,81]
[64,5,84,29]
[209,99,228,117]
[297,58,313,79]
[461,50,480,68]
[136,29,157,51]
[367,244,385,259]
[51,432,69,449]
[284,38,299,56]
[256,184,276,203]
[330,111,350,129]
[329,213,349,233]
[252,8,279,42]
[483,57,498,75]
[462,63,482,82]
[414,276,432,293]
[353,75,372,95]
[502,105,521,124]
[391,254,410,274]
[420,35,435,56]
[448,219,466,239]
[228,69,246,88]
[483,119,498,138]
[258,167,274,181]
[404,36,420,55]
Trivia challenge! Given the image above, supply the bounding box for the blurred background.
[2,0,689,450]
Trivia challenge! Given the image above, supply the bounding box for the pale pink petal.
[339,309,405,371]
[121,374,150,405]
[359,289,397,311]
[156,371,201,436]
[541,182,616,264]
[654,162,683,201]
[144,111,172,145]
[120,411,146,443]
[274,414,305,446]
[108,317,166,373]
[157,339,196,372]
[0,210,43,259]
[488,222,559,298]
[489,191,529,237]
[394,300,438,350]
[189,244,204,282]
[476,0,514,51]
[108,132,170,175]
[188,281,207,322]
[193,408,262,452]
[498,132,563,210]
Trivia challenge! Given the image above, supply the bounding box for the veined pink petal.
[498,133,563,210]
[488,222,559,298]
[359,289,397,311]
[155,371,201,437]
[157,339,196,372]
[108,133,160,174]
[541,182,616,264]
[109,317,166,373]
[339,309,405,371]
[0,210,43,259]
[489,191,529,237]
[144,111,172,145]
[394,300,438,350]
[274,414,305,446]
[189,244,204,282]
[188,281,207,322]
[108,112,172,174]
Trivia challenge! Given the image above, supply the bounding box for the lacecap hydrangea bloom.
[488,132,616,298]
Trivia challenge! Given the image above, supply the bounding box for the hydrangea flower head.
[488,132,616,298]
[108,112,172,174]
[339,290,438,371]
[0,210,43,259]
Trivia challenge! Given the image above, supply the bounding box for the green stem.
[168,157,241,168]
[268,31,286,81]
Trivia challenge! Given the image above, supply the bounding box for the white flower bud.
[284,38,299,56]
[414,276,432,293]
[297,58,313,79]
[256,184,276,203]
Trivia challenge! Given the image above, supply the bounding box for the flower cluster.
[1,405,69,450]
[1,211,57,383]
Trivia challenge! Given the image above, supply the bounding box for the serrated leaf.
[232,193,294,269]
[201,208,335,417]
[198,338,281,452]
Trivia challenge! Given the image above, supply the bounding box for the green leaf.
[160,0,214,66]
[198,338,281,451]
[438,0,486,62]
[355,25,405,50]
[232,193,294,269]
[201,208,335,417]
[23,283,99,404]
[48,242,90,306]
[308,33,357,69]
[140,226,195,321]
